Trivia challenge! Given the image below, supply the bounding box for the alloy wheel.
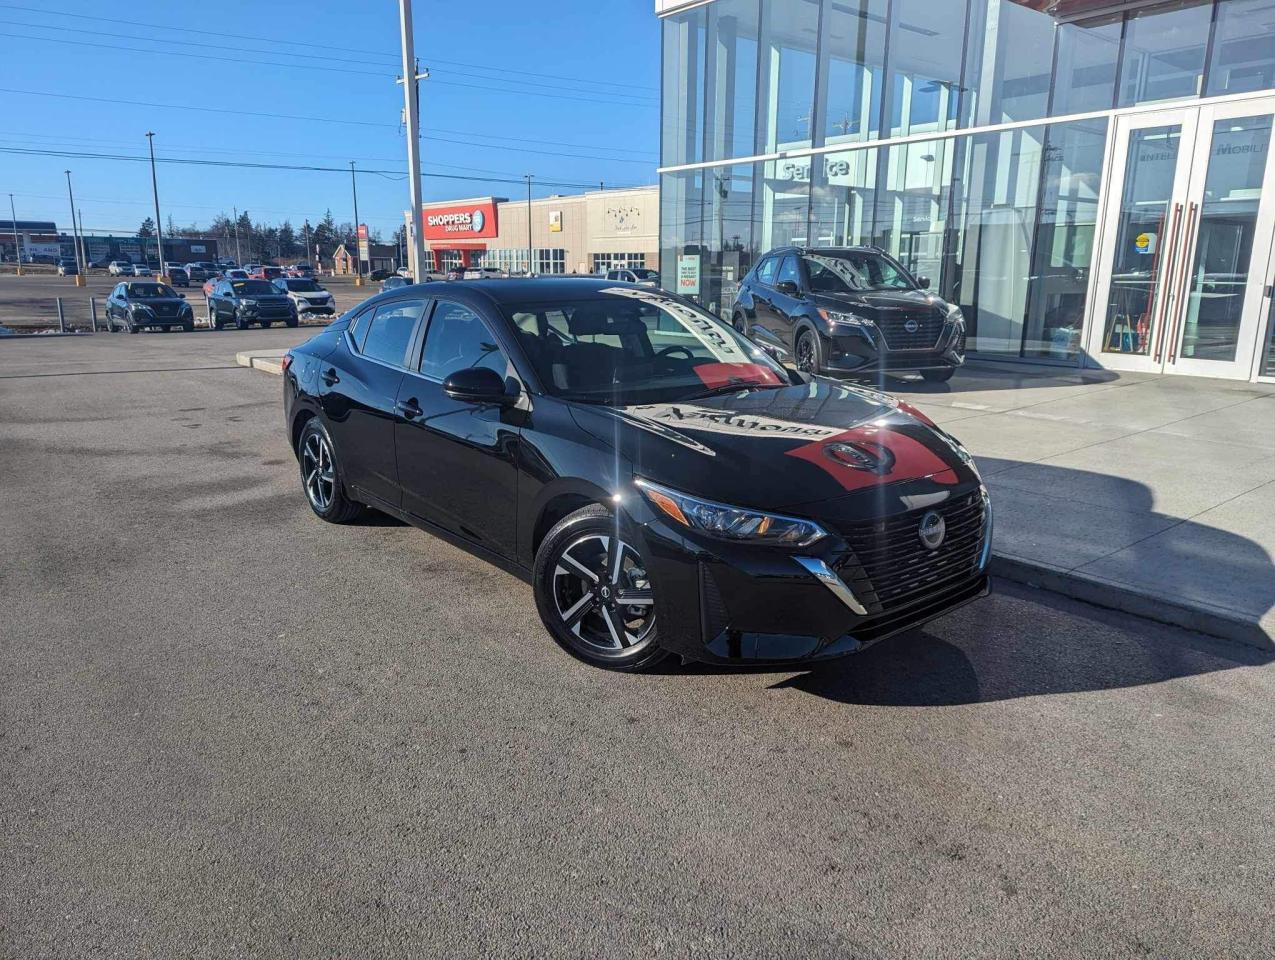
[796,332,817,373]
[301,432,336,512]
[552,533,655,653]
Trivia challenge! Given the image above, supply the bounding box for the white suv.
[108,261,133,276]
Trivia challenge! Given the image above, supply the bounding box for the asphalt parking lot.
[3,332,1274,959]
[0,270,376,332]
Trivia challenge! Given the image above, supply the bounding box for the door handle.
[395,398,422,419]
[1167,201,1199,364]
[321,368,339,387]
[1152,202,1182,362]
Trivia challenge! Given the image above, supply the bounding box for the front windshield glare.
[233,280,277,295]
[127,283,175,298]
[506,288,787,405]
[804,253,914,294]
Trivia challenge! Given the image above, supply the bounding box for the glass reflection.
[1052,14,1121,116]
[1118,0,1212,107]
[1208,0,1275,97]
[758,0,820,153]
[704,0,760,162]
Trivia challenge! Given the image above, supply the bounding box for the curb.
[991,554,1273,651]
[233,353,1271,650]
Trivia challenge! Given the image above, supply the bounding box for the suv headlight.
[946,304,965,324]
[131,304,153,315]
[635,478,826,547]
[240,299,258,308]
[818,307,873,330]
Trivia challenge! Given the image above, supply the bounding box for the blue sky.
[0,0,660,241]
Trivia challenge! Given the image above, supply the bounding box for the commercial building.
[1,220,60,262]
[419,186,658,275]
[657,0,1275,382]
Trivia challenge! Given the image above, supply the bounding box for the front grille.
[875,312,945,351]
[836,490,987,612]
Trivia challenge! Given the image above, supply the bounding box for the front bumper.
[297,302,335,314]
[631,487,992,665]
[823,322,966,374]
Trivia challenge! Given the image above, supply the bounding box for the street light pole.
[77,207,86,271]
[524,174,533,276]
[64,170,85,286]
[8,193,23,276]
[304,221,312,267]
[233,205,242,264]
[397,0,428,282]
[350,160,363,287]
[145,132,167,280]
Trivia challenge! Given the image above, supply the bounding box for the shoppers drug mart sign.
[422,200,500,240]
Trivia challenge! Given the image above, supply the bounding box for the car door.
[209,281,228,322]
[764,254,806,349]
[393,298,521,558]
[319,298,427,510]
[107,284,123,321]
[746,256,781,343]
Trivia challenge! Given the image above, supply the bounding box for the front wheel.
[259,319,272,329]
[126,319,139,334]
[921,367,956,383]
[182,322,194,333]
[732,312,747,335]
[234,313,248,331]
[795,328,821,374]
[532,505,668,672]
[297,419,363,524]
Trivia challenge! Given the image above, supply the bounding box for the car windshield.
[284,279,322,291]
[630,269,658,280]
[232,280,278,295]
[126,283,176,298]
[505,288,788,406]
[803,253,914,293]
[227,270,247,278]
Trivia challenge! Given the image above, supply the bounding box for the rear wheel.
[732,312,747,335]
[921,367,956,383]
[297,419,363,524]
[533,505,668,672]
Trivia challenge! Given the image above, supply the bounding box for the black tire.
[285,316,299,328]
[234,313,248,331]
[532,504,669,672]
[732,312,747,335]
[921,367,956,383]
[297,418,363,524]
[260,319,272,329]
[126,319,139,334]
[182,322,194,333]
[795,327,821,374]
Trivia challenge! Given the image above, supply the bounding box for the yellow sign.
[548,210,562,233]
[1134,232,1155,255]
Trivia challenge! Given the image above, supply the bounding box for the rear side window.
[756,257,778,285]
[420,300,508,380]
[361,300,425,366]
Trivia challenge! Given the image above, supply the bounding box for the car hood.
[809,288,949,321]
[568,378,979,513]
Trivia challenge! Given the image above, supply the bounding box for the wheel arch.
[290,406,318,456]
[526,478,619,566]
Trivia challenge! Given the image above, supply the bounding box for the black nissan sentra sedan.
[281,278,990,672]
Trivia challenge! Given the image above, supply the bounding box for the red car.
[249,264,284,281]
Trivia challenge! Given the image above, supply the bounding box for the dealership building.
[418,185,658,275]
[657,0,1275,381]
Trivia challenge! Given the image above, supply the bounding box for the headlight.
[132,304,153,315]
[946,304,965,324]
[635,478,826,547]
[818,307,873,329]
[240,299,258,308]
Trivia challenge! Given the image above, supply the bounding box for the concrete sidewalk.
[240,349,1275,647]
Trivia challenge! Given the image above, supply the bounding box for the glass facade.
[659,0,1275,364]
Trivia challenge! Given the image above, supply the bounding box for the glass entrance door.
[1088,98,1275,379]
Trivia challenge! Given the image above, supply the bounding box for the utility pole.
[232,205,242,263]
[524,174,533,276]
[64,170,85,286]
[350,160,363,287]
[397,0,429,282]
[145,132,167,280]
[9,193,23,275]
[77,208,86,271]
[304,220,312,267]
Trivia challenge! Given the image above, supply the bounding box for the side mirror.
[443,366,515,406]
[917,276,931,289]
[775,280,800,297]
[178,293,186,299]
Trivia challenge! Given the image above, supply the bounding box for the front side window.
[504,288,785,406]
[361,300,425,366]
[755,257,778,285]
[803,253,914,293]
[421,301,508,380]
[776,255,801,287]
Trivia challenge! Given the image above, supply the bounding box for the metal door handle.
[1152,202,1182,362]
[395,398,422,419]
[321,368,339,387]
[1167,201,1199,364]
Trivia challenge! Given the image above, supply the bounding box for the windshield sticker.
[599,286,749,363]
[692,362,784,390]
[624,403,847,441]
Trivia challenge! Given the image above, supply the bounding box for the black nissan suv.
[732,246,966,382]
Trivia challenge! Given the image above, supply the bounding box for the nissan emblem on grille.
[918,510,946,550]
[904,318,919,334]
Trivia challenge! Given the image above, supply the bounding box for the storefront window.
[815,0,886,147]
[962,0,1055,127]
[1207,0,1275,97]
[758,156,810,252]
[662,8,706,167]
[660,170,704,300]
[809,148,878,246]
[703,164,755,320]
[872,138,954,288]
[1117,0,1212,107]
[1051,14,1121,116]
[704,0,760,162]
[884,0,967,138]
[757,0,821,153]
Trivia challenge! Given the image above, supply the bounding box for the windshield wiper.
[683,379,785,401]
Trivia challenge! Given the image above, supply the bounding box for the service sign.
[422,200,499,240]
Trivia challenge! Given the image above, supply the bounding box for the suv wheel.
[795,328,820,374]
[297,419,363,523]
[732,312,747,334]
[533,505,668,672]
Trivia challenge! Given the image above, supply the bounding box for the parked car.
[218,258,238,269]
[167,267,189,287]
[463,267,504,280]
[281,277,991,672]
[605,267,659,287]
[56,258,79,277]
[105,280,195,333]
[368,269,393,281]
[108,260,133,276]
[396,266,413,279]
[273,277,335,316]
[130,263,153,277]
[163,261,187,281]
[288,261,314,278]
[202,276,220,299]
[184,263,210,282]
[207,277,298,330]
[733,246,966,383]
[242,263,261,276]
[249,264,283,281]
[444,266,465,280]
[380,275,410,292]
